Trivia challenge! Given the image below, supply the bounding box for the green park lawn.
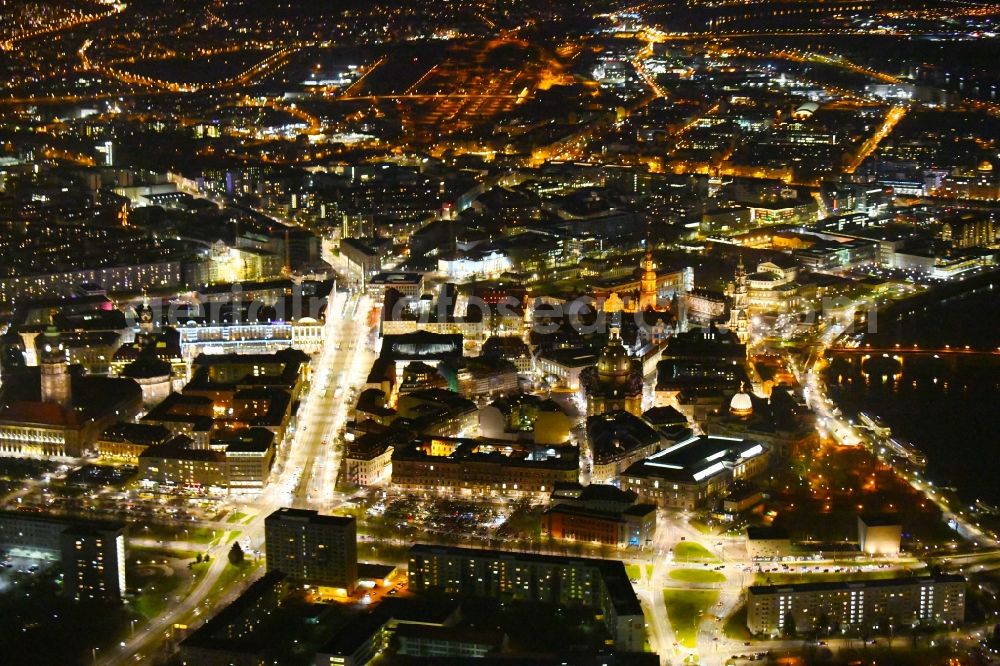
[136,523,219,545]
[669,568,726,584]
[663,589,719,648]
[130,557,191,620]
[673,541,718,563]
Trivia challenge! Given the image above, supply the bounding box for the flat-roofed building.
[367,272,425,300]
[179,571,287,666]
[747,575,965,636]
[542,502,656,549]
[407,544,645,652]
[858,515,902,556]
[0,511,126,602]
[621,434,768,510]
[264,508,357,595]
[537,348,599,391]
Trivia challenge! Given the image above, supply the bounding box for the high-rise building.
[0,511,126,602]
[60,523,127,602]
[264,508,357,595]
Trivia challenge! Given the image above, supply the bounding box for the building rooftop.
[265,507,355,527]
[749,574,965,596]
[408,544,642,616]
[624,434,765,485]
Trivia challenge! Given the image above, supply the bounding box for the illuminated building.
[478,393,572,446]
[407,544,646,652]
[583,329,643,417]
[0,511,126,602]
[391,436,579,497]
[537,348,599,391]
[0,260,183,310]
[179,571,287,666]
[706,387,815,459]
[0,328,143,457]
[747,575,965,636]
[939,211,997,249]
[264,508,358,596]
[341,237,393,278]
[436,247,512,280]
[728,256,750,345]
[38,327,71,408]
[587,410,664,484]
[858,515,902,556]
[366,272,425,300]
[728,384,754,418]
[639,248,658,310]
[97,421,174,464]
[542,484,657,548]
[137,429,276,493]
[621,434,768,510]
[344,430,400,487]
[687,288,727,324]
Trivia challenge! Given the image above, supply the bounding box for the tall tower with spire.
[639,247,658,311]
[137,291,155,342]
[729,255,750,346]
[39,326,71,408]
[638,228,658,311]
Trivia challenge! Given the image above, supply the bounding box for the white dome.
[729,390,753,416]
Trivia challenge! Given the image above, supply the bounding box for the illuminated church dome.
[978,160,993,172]
[583,328,643,417]
[729,383,754,418]
[597,329,631,381]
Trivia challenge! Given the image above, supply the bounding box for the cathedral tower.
[729,255,750,346]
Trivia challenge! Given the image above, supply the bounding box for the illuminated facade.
[728,256,750,345]
[621,434,768,510]
[0,511,126,602]
[264,508,358,595]
[747,575,965,636]
[407,544,646,652]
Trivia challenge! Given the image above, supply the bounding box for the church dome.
[597,331,631,379]
[729,384,753,417]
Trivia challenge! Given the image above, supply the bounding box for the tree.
[782,611,797,638]
[228,541,245,566]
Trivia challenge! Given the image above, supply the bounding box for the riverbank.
[864,268,1000,349]
[824,271,1000,505]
